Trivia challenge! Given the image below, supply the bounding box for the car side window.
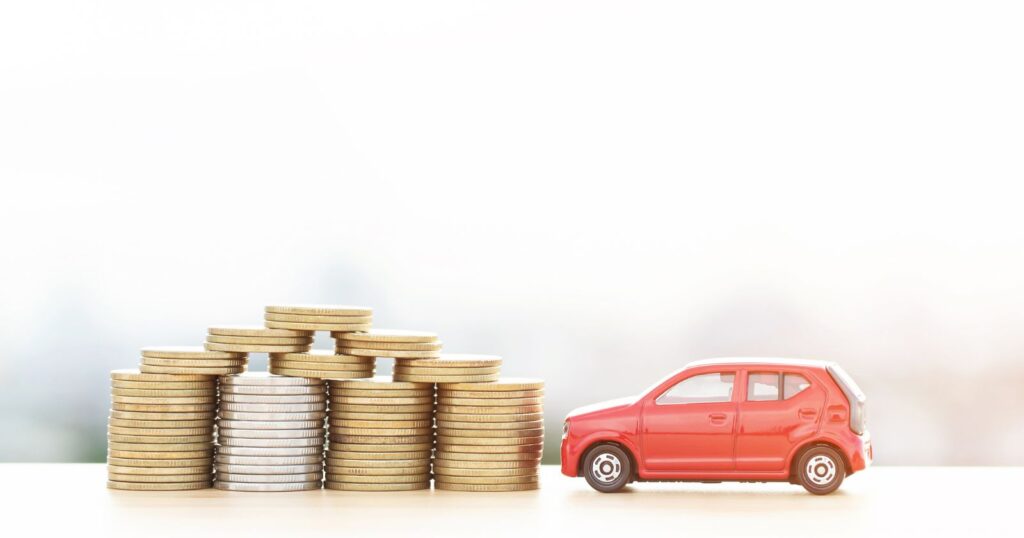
[747,372,780,401]
[656,373,735,404]
[783,373,811,399]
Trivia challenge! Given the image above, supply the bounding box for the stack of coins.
[325,377,434,491]
[206,326,313,355]
[139,346,246,376]
[264,305,373,333]
[215,373,327,492]
[269,350,375,380]
[332,329,442,361]
[434,378,544,492]
[107,369,217,491]
[393,354,502,383]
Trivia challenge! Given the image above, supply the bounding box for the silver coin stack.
[214,373,327,491]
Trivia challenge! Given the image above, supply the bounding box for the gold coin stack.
[264,304,373,333]
[332,329,442,363]
[434,378,545,492]
[107,369,217,491]
[215,373,327,492]
[140,346,246,376]
[269,350,375,380]
[206,326,313,355]
[393,354,502,383]
[325,377,434,491]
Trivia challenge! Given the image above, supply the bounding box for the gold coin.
[333,442,433,453]
[107,480,212,491]
[265,320,372,331]
[437,420,543,431]
[108,434,213,444]
[208,325,311,337]
[108,441,215,452]
[432,466,537,478]
[432,459,538,469]
[108,425,214,436]
[108,449,214,459]
[435,435,542,446]
[328,377,432,390]
[107,465,210,475]
[325,481,428,491]
[438,389,544,399]
[395,374,500,383]
[268,367,374,380]
[437,397,543,407]
[108,473,213,483]
[337,347,441,359]
[435,443,543,454]
[218,410,326,421]
[393,366,501,376]
[331,389,432,398]
[434,481,537,492]
[325,473,431,484]
[270,360,373,371]
[112,403,217,412]
[330,434,432,445]
[333,329,438,343]
[399,354,502,368]
[109,410,216,421]
[206,334,313,345]
[265,312,373,324]
[331,340,442,351]
[330,396,434,405]
[266,304,373,316]
[111,388,217,398]
[108,419,213,430]
[107,457,213,467]
[435,474,538,485]
[329,419,432,429]
[141,346,244,359]
[434,451,541,462]
[331,427,433,436]
[327,450,430,461]
[220,393,327,404]
[436,428,543,439]
[436,404,542,415]
[112,380,216,390]
[325,458,431,468]
[111,395,218,405]
[331,403,433,413]
[110,369,212,382]
[141,357,247,367]
[435,412,543,423]
[205,342,309,353]
[270,350,373,364]
[329,411,434,422]
[326,465,430,476]
[438,378,545,391]
[139,365,243,376]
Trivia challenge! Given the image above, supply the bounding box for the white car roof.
[685,357,832,369]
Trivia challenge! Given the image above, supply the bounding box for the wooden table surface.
[0,464,1012,537]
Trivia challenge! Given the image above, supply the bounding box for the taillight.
[562,420,570,439]
[827,363,867,435]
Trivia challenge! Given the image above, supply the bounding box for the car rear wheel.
[796,445,845,495]
[583,444,631,493]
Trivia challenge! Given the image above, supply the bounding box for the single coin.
[214,481,321,492]
[437,420,543,431]
[215,454,323,465]
[107,457,213,468]
[435,435,542,446]
[219,402,327,413]
[108,481,212,491]
[108,434,212,444]
[110,410,216,421]
[325,458,430,469]
[329,419,432,429]
[436,404,543,415]
[269,367,374,380]
[338,348,441,359]
[332,389,432,398]
[333,442,433,453]
[107,465,210,475]
[399,354,502,368]
[108,425,214,436]
[220,372,324,386]
[112,380,216,390]
[141,357,247,367]
[266,304,373,316]
[435,474,538,485]
[109,441,214,452]
[435,412,543,423]
[266,320,372,332]
[434,482,538,492]
[140,365,244,376]
[270,360,373,372]
[435,443,543,454]
[432,466,538,478]
[393,366,501,376]
[329,377,433,391]
[219,410,326,421]
[438,378,545,391]
[437,397,543,407]
[206,334,313,345]
[215,472,322,483]
[329,411,434,422]
[220,385,326,396]
[325,481,428,491]
[205,342,310,353]
[270,350,374,364]
[108,449,214,459]
[111,388,217,398]
[217,425,325,437]
[434,451,541,462]
[111,395,217,405]
[327,465,430,476]
[330,434,432,445]
[331,403,433,413]
[108,472,213,483]
[216,419,325,430]
[436,428,544,439]
[265,312,373,324]
[220,393,326,404]
[110,369,212,382]
[141,346,245,360]
[330,396,434,405]
[216,463,323,475]
[326,473,431,484]
[438,389,544,399]
[395,374,500,383]
[331,340,442,351]
[217,446,323,457]
[431,458,538,469]
[113,403,217,412]
[327,450,429,461]
[218,436,325,448]
[333,330,438,343]
[331,427,433,437]
[208,325,311,338]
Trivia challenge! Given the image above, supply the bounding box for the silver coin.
[215,454,323,465]
[219,402,328,413]
[214,481,321,492]
[217,435,324,447]
[220,386,327,396]
[215,472,322,483]
[219,411,327,422]
[220,374,324,386]
[216,419,325,430]
[216,446,323,457]
[216,463,323,474]
[217,426,324,439]
[220,393,327,404]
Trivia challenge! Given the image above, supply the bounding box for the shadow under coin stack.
[269,350,375,380]
[107,369,217,490]
[325,377,434,491]
[215,373,327,491]
[434,379,545,491]
[205,326,313,356]
[140,346,247,376]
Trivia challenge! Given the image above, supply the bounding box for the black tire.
[583,444,632,493]
[796,445,845,495]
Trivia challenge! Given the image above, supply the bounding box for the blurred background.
[1,1,1022,465]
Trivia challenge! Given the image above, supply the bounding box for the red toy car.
[561,358,871,494]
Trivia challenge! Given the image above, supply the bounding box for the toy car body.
[561,358,871,494]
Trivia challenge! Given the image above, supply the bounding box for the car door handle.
[708,413,728,424]
[798,408,817,420]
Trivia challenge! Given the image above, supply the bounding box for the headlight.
[562,420,569,438]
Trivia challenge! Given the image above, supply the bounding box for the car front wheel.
[583,444,632,493]
[796,445,845,495]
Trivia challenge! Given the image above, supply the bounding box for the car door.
[640,370,737,473]
[734,369,824,472]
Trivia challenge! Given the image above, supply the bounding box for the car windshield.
[641,367,686,398]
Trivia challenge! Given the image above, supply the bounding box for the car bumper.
[560,435,580,477]
[849,431,872,473]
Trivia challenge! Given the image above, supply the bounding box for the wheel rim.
[805,454,837,486]
[591,453,622,484]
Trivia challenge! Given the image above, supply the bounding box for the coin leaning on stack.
[265,304,373,333]
[107,369,217,491]
[333,329,442,360]
[434,378,545,492]
[269,349,375,380]
[215,373,327,492]
[325,377,435,491]
[205,326,313,354]
[393,354,502,383]
[140,346,247,376]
